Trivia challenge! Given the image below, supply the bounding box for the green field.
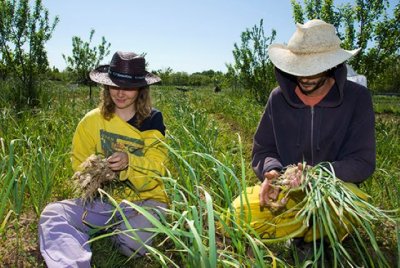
[1,83,399,267]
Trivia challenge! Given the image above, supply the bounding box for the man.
[253,19,375,208]
[227,19,375,264]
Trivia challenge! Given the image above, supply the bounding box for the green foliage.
[154,68,224,87]
[154,67,174,85]
[45,66,70,82]
[373,95,400,115]
[299,164,395,267]
[1,85,399,266]
[366,4,400,92]
[0,57,7,80]
[190,70,224,87]
[291,0,305,23]
[290,0,400,93]
[168,71,190,86]
[226,19,277,103]
[62,29,111,85]
[364,113,400,209]
[0,0,59,108]
[292,0,341,27]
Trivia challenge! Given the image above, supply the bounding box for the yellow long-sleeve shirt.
[71,108,168,204]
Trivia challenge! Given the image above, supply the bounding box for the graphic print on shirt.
[100,130,144,157]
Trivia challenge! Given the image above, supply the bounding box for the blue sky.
[43,0,397,74]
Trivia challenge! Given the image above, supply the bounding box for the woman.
[39,51,168,267]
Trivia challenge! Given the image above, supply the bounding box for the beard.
[297,76,328,95]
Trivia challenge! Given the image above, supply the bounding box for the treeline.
[48,68,226,88]
[154,69,225,88]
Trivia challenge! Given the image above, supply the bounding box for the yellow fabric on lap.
[224,182,369,243]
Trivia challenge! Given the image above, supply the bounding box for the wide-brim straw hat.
[89,51,161,88]
[268,19,360,77]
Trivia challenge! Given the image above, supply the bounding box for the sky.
[43,0,398,74]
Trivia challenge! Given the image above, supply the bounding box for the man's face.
[296,71,329,95]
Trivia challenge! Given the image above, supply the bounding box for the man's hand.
[107,152,129,171]
[259,169,281,208]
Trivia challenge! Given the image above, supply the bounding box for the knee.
[41,202,64,216]
[39,200,77,225]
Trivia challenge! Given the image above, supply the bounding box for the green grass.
[0,83,399,267]
[373,95,400,115]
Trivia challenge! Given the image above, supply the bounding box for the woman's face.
[109,86,139,110]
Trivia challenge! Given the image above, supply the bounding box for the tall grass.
[373,95,400,115]
[363,114,400,210]
[291,164,396,267]
[0,139,19,233]
[91,145,283,267]
[0,82,96,231]
[88,88,283,267]
[0,84,399,266]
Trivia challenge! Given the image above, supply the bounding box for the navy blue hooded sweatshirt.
[252,64,376,183]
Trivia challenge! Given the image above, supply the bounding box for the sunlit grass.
[373,95,400,115]
[0,84,399,266]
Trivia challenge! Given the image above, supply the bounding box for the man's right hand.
[259,169,281,208]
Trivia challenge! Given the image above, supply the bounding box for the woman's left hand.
[107,152,129,171]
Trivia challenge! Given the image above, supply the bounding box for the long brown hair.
[99,85,152,126]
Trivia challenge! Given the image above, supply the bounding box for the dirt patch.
[0,211,45,267]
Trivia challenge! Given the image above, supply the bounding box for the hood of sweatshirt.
[274,63,348,108]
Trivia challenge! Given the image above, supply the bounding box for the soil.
[0,211,45,267]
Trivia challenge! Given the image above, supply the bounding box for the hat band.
[109,70,145,80]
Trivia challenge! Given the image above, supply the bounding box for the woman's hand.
[259,169,281,208]
[107,152,129,171]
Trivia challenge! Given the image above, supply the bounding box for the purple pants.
[38,198,166,268]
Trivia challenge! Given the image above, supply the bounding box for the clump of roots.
[272,164,305,188]
[266,164,306,210]
[73,154,116,204]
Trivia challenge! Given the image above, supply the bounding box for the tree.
[364,3,400,92]
[0,0,59,108]
[153,68,224,87]
[63,29,111,85]
[290,0,400,92]
[154,67,173,85]
[170,71,190,86]
[226,19,277,103]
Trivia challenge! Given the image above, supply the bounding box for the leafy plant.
[0,0,59,108]
[63,29,111,86]
[226,19,277,103]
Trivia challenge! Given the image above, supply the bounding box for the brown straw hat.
[89,51,161,88]
[268,19,361,77]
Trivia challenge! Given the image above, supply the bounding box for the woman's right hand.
[259,169,281,208]
[107,151,129,171]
